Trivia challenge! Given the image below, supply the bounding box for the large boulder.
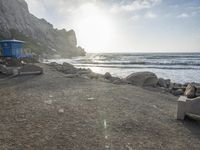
[184,84,196,98]
[62,62,77,74]
[125,72,158,87]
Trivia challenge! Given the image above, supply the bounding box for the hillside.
[0,0,86,58]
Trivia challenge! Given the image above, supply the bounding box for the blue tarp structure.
[0,40,32,58]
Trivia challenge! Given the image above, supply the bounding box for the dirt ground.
[0,64,200,150]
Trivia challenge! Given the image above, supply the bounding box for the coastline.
[46,52,200,84]
[49,62,200,98]
[0,63,199,149]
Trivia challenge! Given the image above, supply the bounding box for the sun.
[72,3,116,52]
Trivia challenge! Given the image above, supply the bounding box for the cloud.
[25,0,98,17]
[111,0,162,13]
[130,14,141,20]
[177,13,190,18]
[145,11,157,18]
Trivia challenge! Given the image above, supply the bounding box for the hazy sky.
[25,0,200,53]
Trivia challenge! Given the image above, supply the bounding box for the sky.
[25,0,200,53]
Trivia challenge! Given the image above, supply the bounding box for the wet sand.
[0,64,200,150]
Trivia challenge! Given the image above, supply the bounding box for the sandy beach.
[0,63,200,150]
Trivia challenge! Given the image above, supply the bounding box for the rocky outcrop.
[184,84,196,98]
[0,0,86,57]
[125,72,158,87]
[184,84,200,98]
[49,62,200,98]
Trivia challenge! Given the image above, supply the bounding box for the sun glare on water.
[73,3,116,52]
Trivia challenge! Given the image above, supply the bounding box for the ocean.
[47,53,200,83]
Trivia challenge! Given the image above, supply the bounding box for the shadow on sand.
[0,73,43,87]
[182,115,200,139]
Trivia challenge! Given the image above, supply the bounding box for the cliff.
[0,0,86,58]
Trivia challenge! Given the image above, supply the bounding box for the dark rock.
[174,83,182,88]
[158,78,170,88]
[184,84,196,98]
[104,72,112,79]
[50,63,63,71]
[165,79,171,88]
[195,86,200,97]
[109,77,121,82]
[172,89,184,96]
[169,82,184,91]
[126,72,158,87]
[49,62,58,66]
[62,62,75,69]
[61,62,77,74]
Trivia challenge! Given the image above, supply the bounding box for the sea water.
[47,53,200,83]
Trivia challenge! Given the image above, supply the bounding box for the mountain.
[0,0,86,58]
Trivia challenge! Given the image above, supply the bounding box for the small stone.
[44,100,53,105]
[87,97,95,101]
[58,108,64,113]
[173,89,184,96]
[104,72,112,79]
[71,133,77,138]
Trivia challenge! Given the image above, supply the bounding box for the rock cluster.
[50,62,200,98]
[50,62,91,75]
[49,62,127,84]
[157,78,200,98]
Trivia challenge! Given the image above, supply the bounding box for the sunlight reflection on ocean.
[47,53,200,83]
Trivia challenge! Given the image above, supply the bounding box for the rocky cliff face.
[0,0,86,58]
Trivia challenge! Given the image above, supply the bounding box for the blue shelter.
[0,40,28,58]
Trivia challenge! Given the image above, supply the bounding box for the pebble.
[87,97,95,101]
[58,108,64,113]
[44,100,53,105]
